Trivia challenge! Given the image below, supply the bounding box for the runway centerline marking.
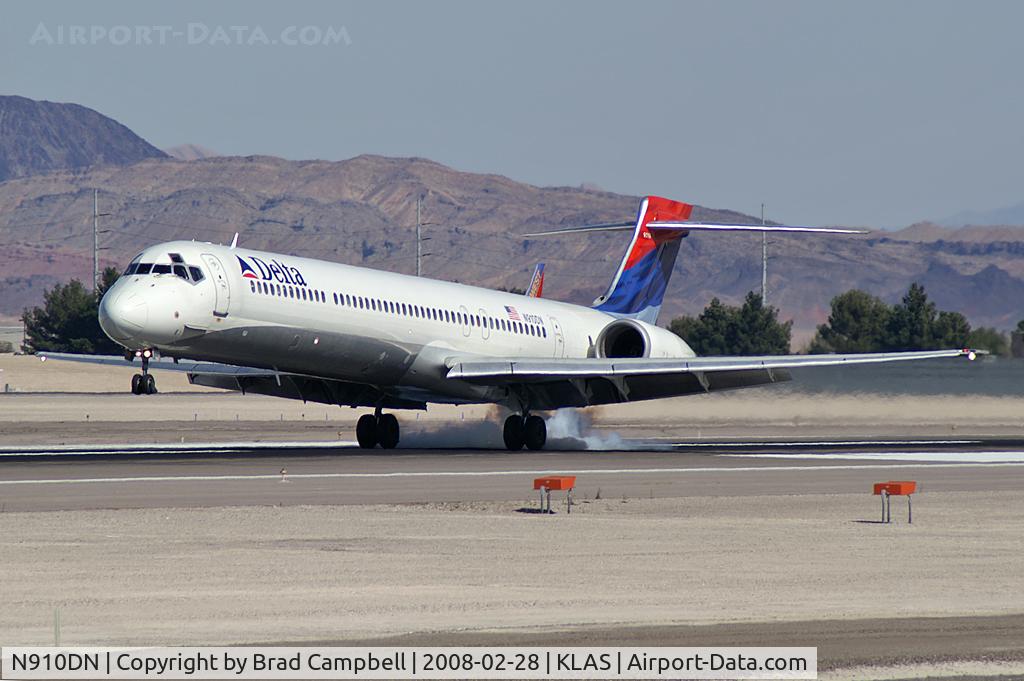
[3,461,1024,486]
[727,451,1024,463]
[670,439,981,447]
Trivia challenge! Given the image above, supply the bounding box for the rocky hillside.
[164,144,219,161]
[2,153,1024,339]
[0,96,166,182]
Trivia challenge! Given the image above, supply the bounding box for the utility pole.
[93,189,100,292]
[414,195,434,276]
[92,189,110,293]
[760,202,767,306]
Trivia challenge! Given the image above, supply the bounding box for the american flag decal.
[504,305,522,321]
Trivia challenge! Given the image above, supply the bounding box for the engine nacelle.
[594,318,696,359]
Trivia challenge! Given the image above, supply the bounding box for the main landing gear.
[356,409,400,449]
[129,349,157,395]
[503,414,546,451]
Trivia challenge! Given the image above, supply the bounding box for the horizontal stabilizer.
[647,221,866,234]
[523,221,865,237]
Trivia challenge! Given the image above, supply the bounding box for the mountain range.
[1,96,1023,344]
[0,95,166,182]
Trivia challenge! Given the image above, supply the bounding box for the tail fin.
[527,263,545,297]
[520,195,864,325]
[592,196,692,324]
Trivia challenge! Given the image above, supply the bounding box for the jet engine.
[594,318,696,359]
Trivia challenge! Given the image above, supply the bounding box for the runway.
[3,437,1024,511]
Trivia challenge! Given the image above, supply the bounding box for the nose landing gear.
[129,349,157,395]
[503,414,546,450]
[356,410,401,449]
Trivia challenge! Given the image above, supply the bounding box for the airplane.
[42,195,975,450]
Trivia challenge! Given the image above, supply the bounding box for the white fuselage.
[99,240,695,407]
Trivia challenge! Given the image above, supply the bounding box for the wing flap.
[38,352,279,377]
[447,349,972,381]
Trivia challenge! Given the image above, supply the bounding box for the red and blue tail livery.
[527,263,545,298]
[592,196,692,324]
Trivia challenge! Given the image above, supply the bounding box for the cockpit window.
[124,258,205,284]
[169,253,184,264]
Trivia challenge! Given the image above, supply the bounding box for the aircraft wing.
[446,349,975,410]
[36,353,426,410]
[39,352,276,377]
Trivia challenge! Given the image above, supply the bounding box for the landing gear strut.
[130,351,157,395]
[504,414,546,451]
[356,410,400,449]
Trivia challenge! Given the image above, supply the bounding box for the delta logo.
[236,255,308,287]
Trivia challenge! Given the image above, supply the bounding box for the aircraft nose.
[99,290,148,342]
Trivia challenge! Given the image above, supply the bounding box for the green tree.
[686,297,736,355]
[22,267,120,354]
[933,310,972,349]
[668,293,791,355]
[967,326,1008,356]
[733,292,792,355]
[809,290,890,353]
[886,282,939,350]
[667,315,701,348]
[811,282,976,353]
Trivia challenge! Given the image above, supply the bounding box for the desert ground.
[2,353,1024,680]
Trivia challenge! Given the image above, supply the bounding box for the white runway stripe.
[728,451,1024,463]
[670,439,981,447]
[0,441,358,456]
[2,461,1024,486]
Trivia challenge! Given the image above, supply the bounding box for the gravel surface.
[2,493,1023,674]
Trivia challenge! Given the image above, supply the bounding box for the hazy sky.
[2,0,1022,227]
